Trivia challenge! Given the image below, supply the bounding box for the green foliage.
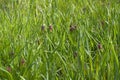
[0,0,120,80]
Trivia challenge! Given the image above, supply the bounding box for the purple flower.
[98,43,102,49]
[21,58,25,65]
[6,66,11,72]
[49,25,53,32]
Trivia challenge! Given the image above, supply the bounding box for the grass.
[0,0,120,80]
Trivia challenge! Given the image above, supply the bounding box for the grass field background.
[0,0,120,80]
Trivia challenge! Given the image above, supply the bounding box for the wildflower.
[49,25,53,32]
[98,43,102,49]
[21,58,25,65]
[6,66,11,72]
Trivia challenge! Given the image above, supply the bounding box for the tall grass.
[0,0,120,80]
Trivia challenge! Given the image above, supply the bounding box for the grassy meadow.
[0,0,120,80]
